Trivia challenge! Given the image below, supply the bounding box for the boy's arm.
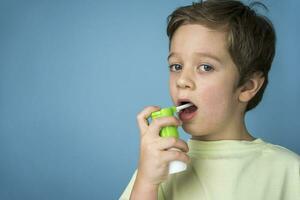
[120,106,189,200]
[129,174,158,200]
[119,170,165,200]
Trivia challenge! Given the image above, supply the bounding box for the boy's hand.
[135,106,191,186]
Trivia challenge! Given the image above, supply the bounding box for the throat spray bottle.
[150,103,193,174]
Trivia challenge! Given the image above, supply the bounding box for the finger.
[160,149,191,164]
[155,137,189,152]
[136,106,161,135]
[147,116,181,138]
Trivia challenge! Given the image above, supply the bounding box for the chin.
[182,123,207,136]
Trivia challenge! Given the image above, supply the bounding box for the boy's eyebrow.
[168,52,222,63]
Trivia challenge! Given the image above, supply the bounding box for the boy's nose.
[176,71,195,89]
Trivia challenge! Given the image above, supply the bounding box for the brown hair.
[167,0,276,112]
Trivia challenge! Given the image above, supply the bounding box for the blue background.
[0,0,299,199]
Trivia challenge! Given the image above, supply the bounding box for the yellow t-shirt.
[119,138,300,200]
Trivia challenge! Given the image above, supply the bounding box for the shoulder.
[260,139,299,166]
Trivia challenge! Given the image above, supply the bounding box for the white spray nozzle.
[175,103,193,113]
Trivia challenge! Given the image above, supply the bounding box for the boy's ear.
[238,72,265,103]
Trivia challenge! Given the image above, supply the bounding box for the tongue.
[179,105,198,122]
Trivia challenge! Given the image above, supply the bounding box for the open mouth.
[177,100,198,121]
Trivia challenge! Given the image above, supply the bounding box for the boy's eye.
[169,64,182,72]
[197,64,214,72]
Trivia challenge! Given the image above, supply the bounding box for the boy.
[120,0,300,199]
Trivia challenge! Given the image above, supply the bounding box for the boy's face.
[168,24,243,139]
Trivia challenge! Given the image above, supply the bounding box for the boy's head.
[167,0,276,112]
[166,0,276,139]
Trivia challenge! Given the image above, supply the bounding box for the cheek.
[199,84,233,118]
[169,76,177,103]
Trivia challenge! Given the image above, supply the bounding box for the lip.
[176,98,197,107]
[179,109,198,122]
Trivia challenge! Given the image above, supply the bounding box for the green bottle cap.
[150,106,179,138]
